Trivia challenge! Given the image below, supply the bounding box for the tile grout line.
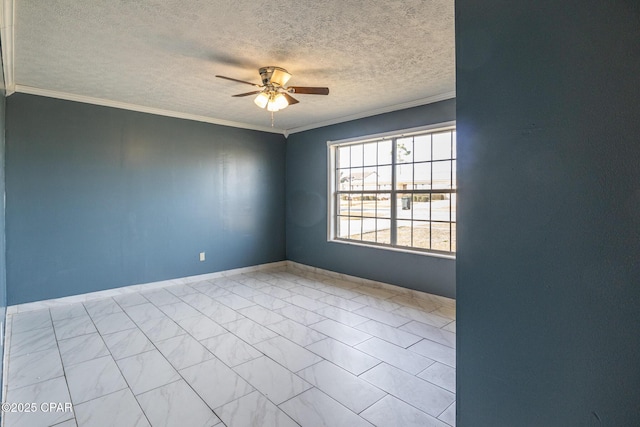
[46,308,77,426]
[60,302,128,418]
[434,399,457,427]
[105,297,176,427]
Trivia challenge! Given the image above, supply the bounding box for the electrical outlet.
[199,252,205,262]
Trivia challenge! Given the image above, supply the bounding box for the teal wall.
[456,0,640,424]
[0,37,6,408]
[6,94,286,304]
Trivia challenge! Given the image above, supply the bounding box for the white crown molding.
[13,85,456,137]
[0,0,15,95]
[14,85,286,134]
[285,90,457,135]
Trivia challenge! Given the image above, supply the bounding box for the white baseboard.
[286,261,455,308]
[6,261,288,315]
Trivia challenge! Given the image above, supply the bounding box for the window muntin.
[331,127,456,255]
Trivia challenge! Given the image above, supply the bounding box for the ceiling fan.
[216,66,329,113]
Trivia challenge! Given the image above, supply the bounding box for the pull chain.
[271,111,275,127]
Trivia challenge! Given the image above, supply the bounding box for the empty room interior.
[0,1,638,427]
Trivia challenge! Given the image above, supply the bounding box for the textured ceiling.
[12,0,455,133]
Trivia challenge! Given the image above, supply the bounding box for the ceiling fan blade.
[232,91,263,97]
[288,86,329,95]
[283,93,299,105]
[215,75,261,87]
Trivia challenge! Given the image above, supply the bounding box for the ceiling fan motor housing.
[259,66,291,87]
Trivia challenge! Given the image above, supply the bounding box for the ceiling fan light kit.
[216,66,329,114]
[254,92,269,109]
[255,90,289,112]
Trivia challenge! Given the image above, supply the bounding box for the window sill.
[329,238,456,260]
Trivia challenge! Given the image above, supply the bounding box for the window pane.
[396,138,413,163]
[451,222,457,252]
[396,163,413,190]
[349,196,363,217]
[451,193,457,222]
[363,167,377,191]
[377,165,392,190]
[413,135,431,162]
[337,169,351,191]
[451,161,457,189]
[378,140,392,165]
[349,168,364,191]
[433,132,452,160]
[376,194,391,218]
[397,220,412,247]
[412,194,431,220]
[337,216,350,238]
[362,194,377,217]
[349,217,362,240]
[412,221,431,250]
[431,193,451,222]
[397,193,412,220]
[431,222,452,252]
[338,146,351,168]
[363,142,377,166]
[351,144,363,167]
[339,195,350,216]
[362,219,377,243]
[376,219,391,244]
[451,222,458,252]
[414,162,431,190]
[432,161,451,189]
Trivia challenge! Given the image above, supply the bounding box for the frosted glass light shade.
[254,92,269,108]
[267,100,280,112]
[273,93,289,110]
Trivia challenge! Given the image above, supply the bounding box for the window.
[328,124,456,255]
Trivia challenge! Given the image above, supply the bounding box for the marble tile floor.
[1,268,456,427]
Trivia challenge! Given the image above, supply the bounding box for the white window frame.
[327,121,456,258]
